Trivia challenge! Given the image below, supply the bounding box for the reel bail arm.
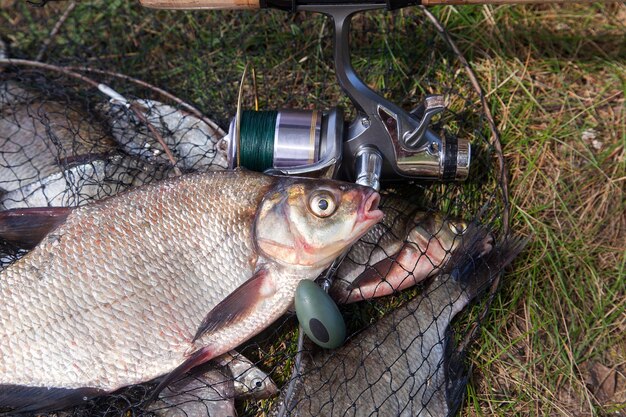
[301,4,470,183]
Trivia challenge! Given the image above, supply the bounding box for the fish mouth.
[359,189,383,224]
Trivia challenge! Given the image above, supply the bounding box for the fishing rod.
[139,0,468,190]
[140,0,607,192]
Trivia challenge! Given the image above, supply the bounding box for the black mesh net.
[0,2,513,416]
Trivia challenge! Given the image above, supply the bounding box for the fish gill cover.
[0,2,513,416]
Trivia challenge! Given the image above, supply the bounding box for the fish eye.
[448,221,468,235]
[251,377,263,390]
[309,191,337,218]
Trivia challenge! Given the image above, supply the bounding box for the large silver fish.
[101,98,228,171]
[0,82,116,192]
[0,169,382,414]
[331,198,493,304]
[277,234,526,417]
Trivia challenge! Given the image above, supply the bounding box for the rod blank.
[141,0,613,8]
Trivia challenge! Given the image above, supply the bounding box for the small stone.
[591,139,603,151]
[581,128,597,142]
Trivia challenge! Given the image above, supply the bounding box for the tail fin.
[451,231,529,302]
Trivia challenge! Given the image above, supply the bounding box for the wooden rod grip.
[139,0,261,9]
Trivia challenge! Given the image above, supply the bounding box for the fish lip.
[359,189,383,223]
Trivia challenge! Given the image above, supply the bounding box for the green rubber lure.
[295,280,346,349]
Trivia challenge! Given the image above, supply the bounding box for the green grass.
[1,1,624,416]
[449,5,626,415]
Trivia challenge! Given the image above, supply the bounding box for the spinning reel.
[143,0,472,191]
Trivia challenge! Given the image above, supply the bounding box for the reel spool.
[227,108,344,178]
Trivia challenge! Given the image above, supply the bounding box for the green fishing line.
[239,110,277,172]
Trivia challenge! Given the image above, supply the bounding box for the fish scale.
[0,172,272,390]
[0,169,382,414]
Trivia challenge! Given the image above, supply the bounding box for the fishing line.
[235,63,248,168]
[239,110,277,172]
[277,325,305,417]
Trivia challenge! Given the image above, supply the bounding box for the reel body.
[226,105,470,189]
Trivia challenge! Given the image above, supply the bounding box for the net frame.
[0,2,511,416]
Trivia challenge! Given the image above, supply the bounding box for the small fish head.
[256,178,383,268]
[408,212,468,253]
[231,364,279,400]
[407,213,494,264]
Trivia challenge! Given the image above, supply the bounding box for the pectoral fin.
[192,268,274,342]
[0,207,72,249]
[153,269,277,401]
[148,347,214,403]
[343,244,427,301]
[348,255,399,291]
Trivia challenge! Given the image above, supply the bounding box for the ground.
[0,1,624,416]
